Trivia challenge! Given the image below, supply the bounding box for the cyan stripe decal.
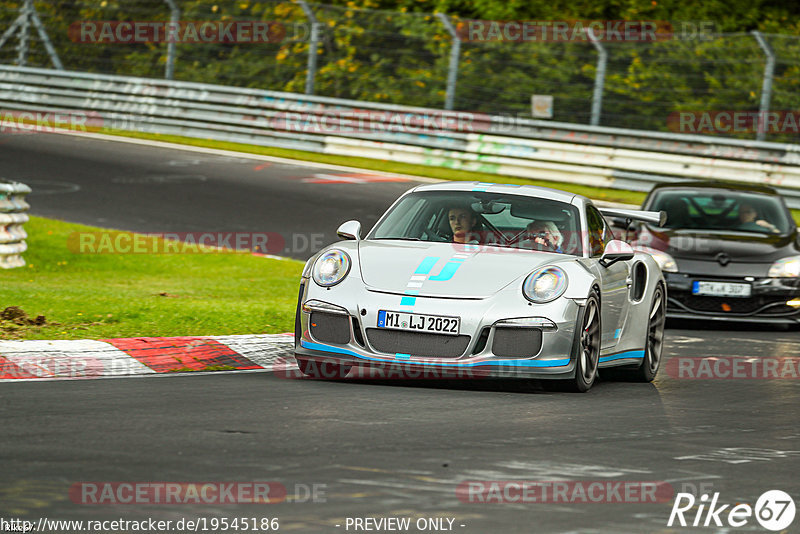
[402,257,441,307]
[301,341,362,358]
[429,261,462,281]
[414,256,439,275]
[300,341,569,368]
[472,181,495,192]
[400,296,417,306]
[599,349,645,363]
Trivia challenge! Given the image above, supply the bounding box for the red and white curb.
[0,334,296,381]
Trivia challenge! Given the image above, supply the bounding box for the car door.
[587,205,630,349]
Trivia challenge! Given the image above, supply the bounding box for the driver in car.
[525,220,564,252]
[448,206,481,244]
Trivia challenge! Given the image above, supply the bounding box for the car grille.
[310,312,351,344]
[669,293,797,316]
[491,327,543,358]
[365,328,471,358]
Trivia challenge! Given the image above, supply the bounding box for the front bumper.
[664,272,800,324]
[294,278,585,379]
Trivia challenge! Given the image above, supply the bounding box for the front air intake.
[366,329,470,358]
[310,312,351,344]
[491,327,542,358]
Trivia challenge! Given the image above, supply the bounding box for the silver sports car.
[294,182,667,392]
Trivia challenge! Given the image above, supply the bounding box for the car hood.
[357,240,564,298]
[636,226,799,263]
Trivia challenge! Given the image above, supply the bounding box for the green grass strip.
[0,216,302,340]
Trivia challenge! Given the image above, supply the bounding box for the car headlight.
[523,266,568,303]
[312,249,351,287]
[768,256,800,278]
[637,247,678,273]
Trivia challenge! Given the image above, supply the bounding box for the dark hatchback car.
[628,181,800,325]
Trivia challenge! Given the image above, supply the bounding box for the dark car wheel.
[564,291,601,392]
[295,357,351,379]
[632,284,666,382]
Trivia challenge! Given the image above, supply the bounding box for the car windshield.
[648,189,792,235]
[368,190,583,255]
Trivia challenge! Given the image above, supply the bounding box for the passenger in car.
[524,220,564,252]
[663,198,692,228]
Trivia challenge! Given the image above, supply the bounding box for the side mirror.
[600,240,634,267]
[337,220,361,241]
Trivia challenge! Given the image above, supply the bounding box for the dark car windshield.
[368,191,583,255]
[648,189,792,235]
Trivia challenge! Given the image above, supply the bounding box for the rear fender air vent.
[631,261,647,302]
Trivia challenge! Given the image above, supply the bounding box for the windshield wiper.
[373,237,423,241]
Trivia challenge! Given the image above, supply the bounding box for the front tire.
[632,284,665,382]
[565,292,601,392]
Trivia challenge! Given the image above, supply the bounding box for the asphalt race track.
[2,132,800,533]
[0,132,418,259]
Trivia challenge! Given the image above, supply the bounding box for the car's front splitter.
[664,273,800,324]
[296,339,576,379]
[296,337,646,379]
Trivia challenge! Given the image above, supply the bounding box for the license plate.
[692,281,752,298]
[377,310,460,335]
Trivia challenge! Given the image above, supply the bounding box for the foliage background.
[1,0,799,140]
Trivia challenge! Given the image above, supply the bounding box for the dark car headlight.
[768,256,800,278]
[636,247,677,273]
[312,249,351,287]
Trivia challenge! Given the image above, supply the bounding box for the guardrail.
[1,65,800,208]
[0,179,31,269]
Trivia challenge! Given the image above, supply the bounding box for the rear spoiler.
[598,207,666,227]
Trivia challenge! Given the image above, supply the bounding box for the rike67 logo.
[668,490,795,531]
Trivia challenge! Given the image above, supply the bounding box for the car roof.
[648,180,779,196]
[411,181,580,204]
